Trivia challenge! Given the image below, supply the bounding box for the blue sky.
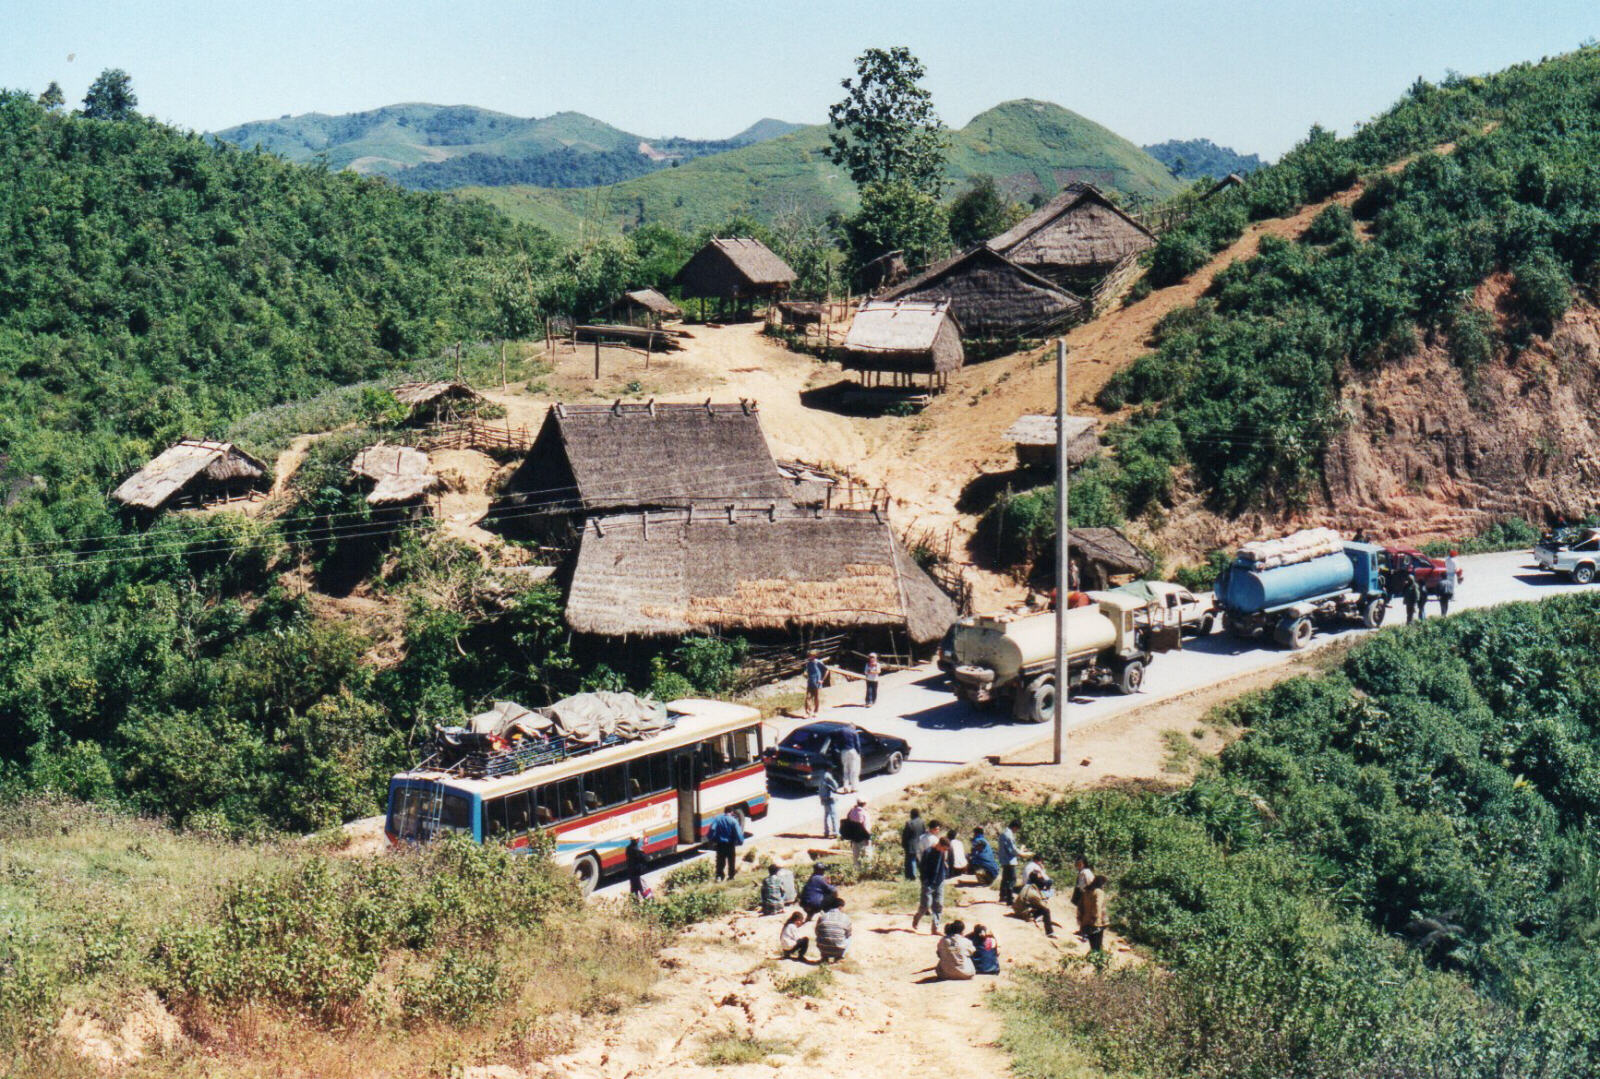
[3,0,1595,158]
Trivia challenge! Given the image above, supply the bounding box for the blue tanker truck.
[1215,540,1388,649]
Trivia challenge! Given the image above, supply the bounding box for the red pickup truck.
[1385,548,1464,592]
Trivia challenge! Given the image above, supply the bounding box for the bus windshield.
[388,782,473,841]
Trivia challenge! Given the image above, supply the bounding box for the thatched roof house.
[838,300,964,380]
[391,381,484,424]
[986,183,1155,287]
[881,246,1085,339]
[1070,527,1154,591]
[565,506,956,645]
[499,401,791,516]
[860,249,908,292]
[1003,414,1099,469]
[350,444,443,507]
[674,238,796,303]
[602,288,683,326]
[112,440,269,512]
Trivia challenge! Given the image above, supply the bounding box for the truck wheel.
[1025,679,1056,724]
[573,853,602,897]
[1575,564,1596,585]
[1282,618,1313,650]
[1116,660,1145,695]
[1362,597,1388,629]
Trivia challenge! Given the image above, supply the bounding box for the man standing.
[818,768,841,838]
[912,838,950,934]
[1401,570,1424,624]
[706,810,744,881]
[998,819,1021,904]
[838,724,862,793]
[900,809,927,880]
[625,836,647,898]
[1438,551,1459,617]
[863,653,881,707]
[804,651,825,717]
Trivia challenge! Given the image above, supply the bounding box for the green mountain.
[467,99,1185,238]
[212,104,801,191]
[1143,137,1265,180]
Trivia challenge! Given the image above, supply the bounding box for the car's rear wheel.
[1197,613,1215,636]
[1575,563,1596,584]
[884,750,904,775]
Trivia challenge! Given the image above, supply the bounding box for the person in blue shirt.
[968,826,1000,884]
[838,724,862,792]
[818,769,841,838]
[800,863,838,917]
[706,810,745,881]
[997,820,1022,904]
[912,837,950,934]
[968,924,1001,975]
[804,651,826,717]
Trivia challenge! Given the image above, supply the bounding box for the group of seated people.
[765,862,853,962]
[936,920,1000,979]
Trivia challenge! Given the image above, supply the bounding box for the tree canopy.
[825,46,948,195]
[81,68,138,120]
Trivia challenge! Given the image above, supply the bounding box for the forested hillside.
[213,103,801,190]
[1143,136,1264,179]
[1012,595,1600,1076]
[1075,47,1600,526]
[469,100,1183,239]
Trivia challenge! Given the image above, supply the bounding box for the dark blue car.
[764,721,909,790]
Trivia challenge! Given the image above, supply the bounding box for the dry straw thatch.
[565,506,956,643]
[882,246,1085,339]
[987,182,1155,285]
[350,443,443,505]
[111,440,269,511]
[390,381,484,423]
[838,300,965,376]
[1070,526,1155,588]
[500,401,792,514]
[1004,414,1100,468]
[674,238,797,300]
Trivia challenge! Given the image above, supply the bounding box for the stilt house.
[1003,414,1100,470]
[351,444,442,517]
[881,246,1085,339]
[112,440,270,514]
[673,238,797,318]
[837,300,964,390]
[391,381,485,425]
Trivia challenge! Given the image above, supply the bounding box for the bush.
[1512,250,1572,336]
[1301,202,1354,244]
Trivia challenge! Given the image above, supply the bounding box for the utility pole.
[1053,338,1070,766]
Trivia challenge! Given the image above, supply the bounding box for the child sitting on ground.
[968,924,1000,974]
[779,910,810,960]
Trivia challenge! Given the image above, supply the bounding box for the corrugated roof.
[842,300,957,353]
[111,440,268,510]
[565,507,956,643]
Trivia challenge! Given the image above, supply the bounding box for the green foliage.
[845,179,949,270]
[826,46,949,195]
[1173,549,1233,592]
[947,175,1023,248]
[1512,249,1573,337]
[1143,137,1265,181]
[1301,201,1354,244]
[1419,516,1541,557]
[775,964,833,998]
[647,635,750,700]
[81,68,137,121]
[1010,595,1600,1077]
[36,82,63,111]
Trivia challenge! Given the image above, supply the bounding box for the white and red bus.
[385,699,768,893]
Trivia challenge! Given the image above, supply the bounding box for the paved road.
[600,548,1586,895]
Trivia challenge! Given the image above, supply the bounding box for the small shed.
[602,288,683,327]
[391,381,485,424]
[350,444,443,513]
[111,440,269,513]
[1003,415,1099,469]
[673,238,797,317]
[497,400,791,519]
[564,506,956,648]
[1069,527,1154,591]
[881,246,1085,340]
[837,300,964,389]
[986,183,1155,290]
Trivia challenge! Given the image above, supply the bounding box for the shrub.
[1301,202,1354,245]
[1512,250,1572,336]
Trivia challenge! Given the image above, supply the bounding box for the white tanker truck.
[948,590,1152,723]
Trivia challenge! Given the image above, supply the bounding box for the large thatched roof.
[391,381,484,409]
[111,440,269,510]
[987,183,1154,279]
[351,444,442,505]
[1070,527,1153,576]
[502,401,791,514]
[881,246,1085,339]
[839,300,965,375]
[674,238,797,300]
[565,507,956,643]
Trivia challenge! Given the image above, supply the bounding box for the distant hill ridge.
[212,104,804,190]
[1142,137,1265,181]
[469,98,1185,239]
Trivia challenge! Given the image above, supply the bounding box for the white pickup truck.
[1117,580,1217,636]
[1534,528,1600,583]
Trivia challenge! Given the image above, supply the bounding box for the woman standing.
[863,653,881,707]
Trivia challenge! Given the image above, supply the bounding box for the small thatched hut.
[673,238,796,317]
[564,506,956,648]
[498,400,791,518]
[881,246,1085,340]
[601,288,683,327]
[112,440,269,513]
[986,183,1155,290]
[391,381,484,424]
[1003,414,1099,470]
[838,300,964,388]
[860,249,908,293]
[1069,527,1154,590]
[350,444,442,514]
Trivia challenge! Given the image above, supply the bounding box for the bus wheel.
[573,853,602,897]
[884,750,904,774]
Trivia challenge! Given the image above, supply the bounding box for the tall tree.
[37,82,65,111]
[81,69,137,120]
[947,176,1024,248]
[826,46,948,196]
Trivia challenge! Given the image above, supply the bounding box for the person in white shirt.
[945,828,966,875]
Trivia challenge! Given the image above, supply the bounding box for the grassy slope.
[465,99,1185,238]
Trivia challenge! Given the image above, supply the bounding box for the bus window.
[484,796,509,839]
[730,727,760,767]
[506,791,532,832]
[555,777,582,820]
[585,764,626,809]
[699,737,730,778]
[531,786,555,827]
[644,752,673,795]
[389,784,422,840]
[438,792,473,834]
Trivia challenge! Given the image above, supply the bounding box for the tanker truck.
[948,590,1151,723]
[1215,534,1388,649]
